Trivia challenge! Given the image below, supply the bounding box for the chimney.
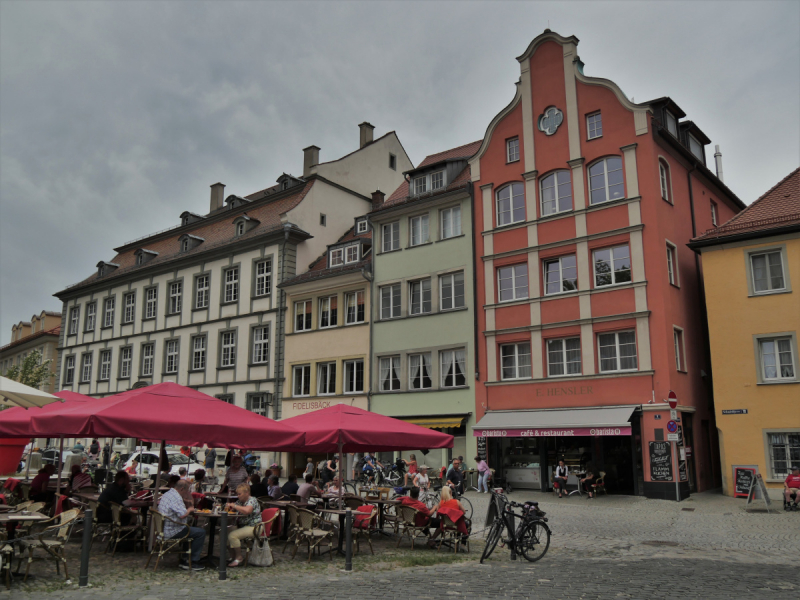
[210,182,225,212]
[303,145,320,177]
[359,122,375,148]
[714,145,724,182]
[371,189,385,210]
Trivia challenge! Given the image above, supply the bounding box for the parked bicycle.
[481,488,550,563]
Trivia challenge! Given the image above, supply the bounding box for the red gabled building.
[469,30,745,500]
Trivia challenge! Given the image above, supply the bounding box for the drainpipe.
[468,182,479,384]
[273,225,290,468]
[360,263,374,411]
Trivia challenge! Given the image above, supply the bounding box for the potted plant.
[270,463,282,477]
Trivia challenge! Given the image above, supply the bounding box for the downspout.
[468,182,479,384]
[273,225,290,467]
[363,239,375,412]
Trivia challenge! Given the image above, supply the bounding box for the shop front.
[473,406,643,495]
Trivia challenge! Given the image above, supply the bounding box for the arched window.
[540,171,572,216]
[659,159,672,203]
[496,183,525,227]
[588,157,624,205]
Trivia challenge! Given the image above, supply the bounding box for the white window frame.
[251,326,269,365]
[344,359,364,393]
[496,183,526,227]
[409,214,429,247]
[169,281,182,314]
[597,331,638,373]
[409,278,431,315]
[766,431,800,479]
[430,171,444,191]
[500,343,532,380]
[247,393,270,417]
[223,267,239,303]
[192,336,207,370]
[319,296,338,329]
[382,222,400,252]
[294,300,312,332]
[750,250,786,294]
[659,160,671,202]
[220,331,236,367]
[80,353,93,383]
[255,259,271,296]
[124,293,136,323]
[440,272,465,311]
[345,244,359,264]
[588,157,625,205]
[141,344,154,377]
[99,350,112,381]
[85,302,96,332]
[344,291,365,325]
[497,264,529,302]
[195,275,209,309]
[120,347,132,379]
[408,353,432,390]
[758,336,796,382]
[293,364,311,397]
[666,242,679,287]
[357,220,369,234]
[379,356,401,391]
[506,137,520,163]
[330,248,344,267]
[711,201,718,227]
[593,245,632,288]
[586,112,602,140]
[165,340,179,374]
[103,297,115,328]
[440,205,462,240]
[69,307,79,335]
[145,287,157,319]
[665,111,678,136]
[440,349,467,388]
[673,327,687,372]
[317,362,336,396]
[547,337,582,377]
[236,221,245,237]
[380,284,401,320]
[540,170,573,216]
[414,176,427,195]
[543,255,578,296]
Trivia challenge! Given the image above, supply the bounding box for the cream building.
[1,311,62,393]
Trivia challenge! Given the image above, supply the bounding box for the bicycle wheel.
[343,482,357,496]
[518,521,550,563]
[385,469,401,486]
[425,490,440,510]
[459,496,473,521]
[480,518,504,563]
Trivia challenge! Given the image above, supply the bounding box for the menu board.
[734,467,756,498]
[649,441,673,481]
[679,460,688,482]
[477,437,487,461]
[746,473,773,508]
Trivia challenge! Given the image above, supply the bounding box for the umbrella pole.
[338,441,343,507]
[56,436,64,504]
[148,439,166,551]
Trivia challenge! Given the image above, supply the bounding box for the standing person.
[446,458,464,495]
[158,480,205,571]
[204,446,217,471]
[303,457,314,479]
[322,455,337,485]
[475,456,491,493]
[402,454,418,487]
[88,439,100,460]
[413,465,431,503]
[221,455,249,493]
[224,483,262,568]
[102,441,111,468]
[553,460,569,499]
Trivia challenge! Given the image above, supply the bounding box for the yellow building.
[690,168,800,499]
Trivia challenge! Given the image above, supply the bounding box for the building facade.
[54,125,411,455]
[369,143,479,471]
[1,311,62,393]
[469,30,744,499]
[689,168,800,498]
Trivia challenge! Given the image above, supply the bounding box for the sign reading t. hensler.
[649,441,673,481]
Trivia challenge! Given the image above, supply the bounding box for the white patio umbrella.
[0,376,63,409]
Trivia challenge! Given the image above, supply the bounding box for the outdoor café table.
[0,511,49,541]
[363,498,399,533]
[316,508,348,556]
[72,490,101,503]
[193,510,242,566]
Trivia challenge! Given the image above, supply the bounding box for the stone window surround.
[373,343,469,394]
[220,263,242,306]
[97,348,113,382]
[139,341,155,378]
[188,333,208,372]
[192,272,211,311]
[162,335,181,375]
[142,285,158,321]
[752,331,799,385]
[762,428,800,482]
[376,265,468,322]
[247,322,270,369]
[743,244,792,298]
[251,254,275,299]
[165,276,185,316]
[102,295,117,329]
[117,345,133,380]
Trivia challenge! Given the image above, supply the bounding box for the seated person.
[30,464,56,503]
[178,467,190,481]
[192,469,206,494]
[427,486,469,547]
[581,469,597,499]
[325,477,342,496]
[224,483,262,568]
[553,460,569,499]
[398,487,431,527]
[281,474,300,497]
[69,464,93,492]
[267,475,282,500]
[784,465,800,507]
[248,473,270,498]
[97,471,149,523]
[167,475,181,488]
[296,474,321,501]
[158,480,205,571]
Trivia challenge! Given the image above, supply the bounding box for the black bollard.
[345,508,353,572]
[79,508,92,587]
[218,511,228,580]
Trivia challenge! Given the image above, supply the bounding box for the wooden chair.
[352,505,378,555]
[437,513,469,554]
[592,472,607,496]
[395,505,430,549]
[291,507,333,562]
[0,527,12,590]
[16,508,81,582]
[145,510,191,571]
[107,502,146,556]
[281,505,300,554]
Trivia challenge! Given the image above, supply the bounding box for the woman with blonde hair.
[428,485,470,548]
[224,483,262,567]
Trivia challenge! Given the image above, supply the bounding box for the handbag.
[248,535,273,567]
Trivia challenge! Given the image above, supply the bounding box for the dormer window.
[688,134,704,161]
[232,216,258,237]
[182,238,190,252]
[330,248,344,267]
[182,216,189,226]
[136,254,144,265]
[178,234,204,253]
[414,176,426,195]
[236,222,245,237]
[134,249,158,266]
[282,180,289,190]
[431,171,444,191]
[357,220,368,234]
[96,261,119,277]
[412,171,446,196]
[665,111,678,136]
[345,244,359,264]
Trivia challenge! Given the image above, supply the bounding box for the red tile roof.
[0,326,61,353]
[377,164,472,212]
[692,168,800,243]
[417,140,482,168]
[281,226,372,287]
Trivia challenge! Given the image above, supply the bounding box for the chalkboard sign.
[746,473,773,510]
[679,460,688,482]
[734,467,756,498]
[649,441,672,481]
[477,437,487,461]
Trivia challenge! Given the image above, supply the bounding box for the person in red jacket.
[784,465,800,507]
[398,487,431,527]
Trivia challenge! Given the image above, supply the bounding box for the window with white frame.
[496,183,525,226]
[750,251,785,293]
[498,264,528,302]
[64,356,75,384]
[69,307,79,335]
[104,297,115,328]
[409,279,431,315]
[195,275,209,309]
[586,112,603,139]
[414,176,427,195]
[501,343,531,380]
[440,272,465,310]
[81,353,93,383]
[136,254,144,266]
[547,338,581,377]
[318,362,336,395]
[441,349,466,387]
[293,365,311,397]
[181,238,190,253]
[593,245,631,287]
[382,222,400,252]
[711,201,718,227]
[99,350,112,381]
[215,394,234,405]
[119,347,132,379]
[255,259,271,296]
[379,356,401,391]
[540,171,573,216]
[544,255,577,295]
[319,296,338,328]
[144,287,157,319]
[251,326,268,364]
[345,244,359,263]
[124,293,136,323]
[330,248,344,267]
[431,171,444,191]
[247,393,270,417]
[344,359,364,393]
[357,220,369,234]
[380,284,401,319]
[169,281,182,314]
[224,267,239,303]
[165,340,179,373]
[759,337,795,381]
[408,353,432,389]
[410,215,429,247]
[659,160,671,202]
[598,331,638,372]
[673,328,685,372]
[688,134,704,161]
[345,291,365,324]
[220,331,236,367]
[667,243,678,286]
[141,344,154,376]
[665,111,678,136]
[589,157,624,205]
[85,303,96,332]
[294,300,312,332]
[192,336,206,370]
[440,206,462,239]
[236,221,245,237]
[767,432,800,478]
[507,137,520,163]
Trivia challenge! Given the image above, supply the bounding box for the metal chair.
[291,507,333,562]
[145,510,191,571]
[395,505,430,549]
[107,502,146,556]
[16,508,82,582]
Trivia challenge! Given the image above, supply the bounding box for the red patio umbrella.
[0,390,92,437]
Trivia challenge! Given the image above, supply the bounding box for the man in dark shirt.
[248,473,270,498]
[281,474,300,496]
[446,458,464,495]
[97,471,146,523]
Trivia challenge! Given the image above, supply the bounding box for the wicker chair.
[281,505,301,554]
[290,508,333,562]
[0,529,12,590]
[16,508,82,582]
[352,505,378,555]
[242,508,280,566]
[145,510,191,571]
[395,505,430,549]
[107,502,146,556]
[343,497,362,511]
[436,513,469,554]
[592,471,607,496]
[13,502,46,539]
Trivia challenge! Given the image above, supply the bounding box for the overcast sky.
[1,1,798,345]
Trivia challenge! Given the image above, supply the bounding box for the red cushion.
[261,508,281,537]
[353,505,375,529]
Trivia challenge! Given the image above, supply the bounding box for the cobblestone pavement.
[6,490,798,599]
